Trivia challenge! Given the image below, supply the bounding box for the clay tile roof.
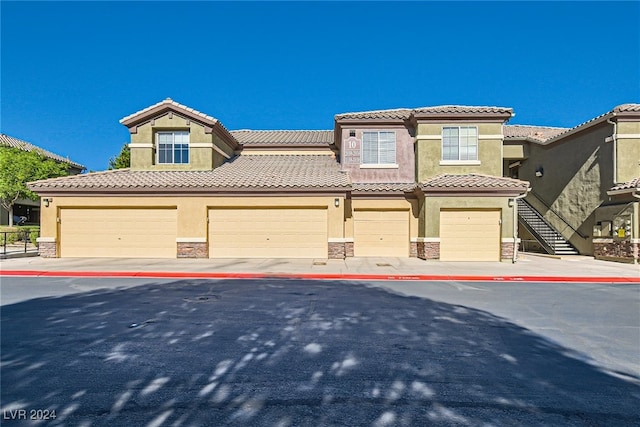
[230,130,334,145]
[28,155,350,193]
[535,103,640,145]
[335,105,512,121]
[334,108,413,121]
[0,134,85,170]
[421,173,529,193]
[614,103,640,113]
[504,125,569,143]
[351,182,417,192]
[119,98,218,124]
[412,105,513,115]
[609,177,640,193]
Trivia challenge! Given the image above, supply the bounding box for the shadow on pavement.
[1,279,639,426]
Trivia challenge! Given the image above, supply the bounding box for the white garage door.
[59,208,177,258]
[354,210,410,257]
[208,207,328,258]
[440,209,501,261]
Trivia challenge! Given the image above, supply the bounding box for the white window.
[442,127,478,161]
[362,131,396,164]
[157,131,189,164]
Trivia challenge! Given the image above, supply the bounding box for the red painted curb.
[1,270,638,283]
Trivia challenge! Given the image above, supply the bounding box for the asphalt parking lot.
[1,276,639,426]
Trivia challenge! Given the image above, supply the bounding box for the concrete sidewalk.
[1,253,638,281]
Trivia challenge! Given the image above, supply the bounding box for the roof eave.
[410,112,512,125]
[540,112,615,146]
[120,104,239,150]
[28,185,352,195]
[120,103,216,128]
[420,187,528,197]
[350,190,418,197]
[335,118,409,126]
[607,188,640,196]
[504,136,548,144]
[240,143,333,149]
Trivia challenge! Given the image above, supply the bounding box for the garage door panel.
[440,210,500,261]
[60,208,177,258]
[354,210,409,257]
[209,208,327,258]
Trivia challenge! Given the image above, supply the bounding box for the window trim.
[441,126,478,162]
[361,130,397,166]
[156,130,190,165]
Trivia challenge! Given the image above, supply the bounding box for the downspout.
[511,188,530,263]
[634,193,640,264]
[606,117,617,184]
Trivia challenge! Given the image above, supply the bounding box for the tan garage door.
[59,208,177,258]
[440,209,500,261]
[354,210,409,257]
[208,207,327,258]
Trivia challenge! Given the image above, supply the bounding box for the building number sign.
[343,137,361,165]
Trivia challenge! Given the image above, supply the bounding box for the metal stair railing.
[517,199,579,255]
[529,190,589,239]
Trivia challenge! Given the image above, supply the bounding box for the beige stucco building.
[503,104,640,263]
[29,99,639,262]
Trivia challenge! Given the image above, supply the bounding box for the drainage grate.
[376,263,392,267]
[313,261,327,266]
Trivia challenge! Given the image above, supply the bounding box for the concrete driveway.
[1,276,638,426]
[2,253,639,279]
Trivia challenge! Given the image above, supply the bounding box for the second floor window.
[157,131,189,164]
[442,126,478,161]
[362,131,396,164]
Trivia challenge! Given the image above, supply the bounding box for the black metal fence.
[1,228,40,257]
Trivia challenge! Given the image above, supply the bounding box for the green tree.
[108,143,130,169]
[0,146,69,226]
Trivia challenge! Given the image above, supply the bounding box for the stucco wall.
[129,114,219,171]
[415,123,504,182]
[519,122,614,254]
[503,142,527,160]
[339,126,415,183]
[616,121,640,184]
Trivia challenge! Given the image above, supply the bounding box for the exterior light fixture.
[43,198,53,207]
[334,198,340,207]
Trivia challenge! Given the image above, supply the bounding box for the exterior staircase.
[517,199,579,255]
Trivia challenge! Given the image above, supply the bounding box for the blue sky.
[1,1,639,172]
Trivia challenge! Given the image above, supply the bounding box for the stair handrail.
[517,200,561,253]
[528,190,589,239]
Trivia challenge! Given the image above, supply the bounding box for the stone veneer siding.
[410,242,418,258]
[328,242,346,259]
[417,242,440,260]
[345,242,354,258]
[177,242,208,258]
[38,241,57,258]
[594,238,639,263]
[501,241,517,262]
